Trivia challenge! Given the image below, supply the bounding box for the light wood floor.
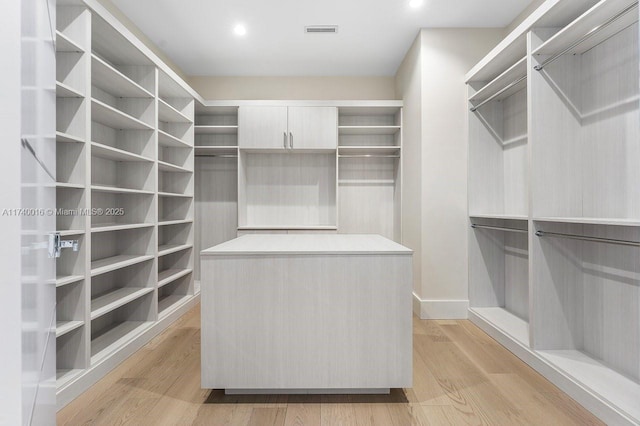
[58,304,603,425]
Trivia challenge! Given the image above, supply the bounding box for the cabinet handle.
[283,131,287,149]
[289,132,293,149]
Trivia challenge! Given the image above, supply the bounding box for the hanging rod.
[470,75,527,112]
[195,154,238,158]
[535,230,640,247]
[534,3,639,71]
[471,224,528,234]
[339,155,400,158]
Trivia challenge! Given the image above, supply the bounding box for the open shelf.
[237,225,338,231]
[338,145,401,156]
[91,321,151,364]
[538,350,640,422]
[158,129,191,148]
[56,30,84,53]
[470,214,528,221]
[158,295,191,317]
[91,141,153,163]
[158,98,193,123]
[56,81,84,98]
[159,219,193,227]
[194,125,238,135]
[57,131,84,144]
[56,275,85,288]
[469,307,529,346]
[469,57,527,104]
[91,287,154,320]
[158,191,193,198]
[158,160,192,173]
[90,254,154,277]
[91,54,153,99]
[338,126,401,135]
[533,0,639,57]
[91,185,154,195]
[533,217,640,227]
[158,244,192,257]
[91,222,154,233]
[91,98,154,131]
[56,182,84,189]
[194,146,238,157]
[158,268,192,288]
[56,320,84,338]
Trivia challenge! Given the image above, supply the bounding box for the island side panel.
[201,253,412,390]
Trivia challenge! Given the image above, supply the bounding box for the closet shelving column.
[88,13,157,365]
[193,104,238,284]
[157,70,195,314]
[337,106,402,242]
[467,48,530,345]
[530,0,640,422]
[55,1,91,389]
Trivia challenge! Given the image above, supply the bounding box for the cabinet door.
[287,107,337,150]
[238,106,288,149]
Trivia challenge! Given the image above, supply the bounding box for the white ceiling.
[111,0,533,77]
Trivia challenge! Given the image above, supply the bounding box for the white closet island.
[200,234,413,392]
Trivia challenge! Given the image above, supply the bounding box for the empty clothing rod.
[339,155,400,158]
[535,230,640,247]
[534,3,639,71]
[471,224,528,234]
[470,75,527,112]
[195,154,238,158]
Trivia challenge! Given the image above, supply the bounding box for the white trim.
[56,294,200,409]
[412,293,469,319]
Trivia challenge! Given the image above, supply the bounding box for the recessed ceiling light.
[234,24,247,36]
[409,0,423,8]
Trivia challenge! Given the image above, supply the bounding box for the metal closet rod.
[338,154,400,158]
[195,154,238,158]
[534,2,639,71]
[535,230,640,247]
[469,75,527,112]
[471,224,528,234]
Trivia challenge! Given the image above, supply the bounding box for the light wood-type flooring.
[58,304,603,425]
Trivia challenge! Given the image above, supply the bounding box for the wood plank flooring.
[58,304,604,425]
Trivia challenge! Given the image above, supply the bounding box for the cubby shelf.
[90,287,154,320]
[91,142,153,163]
[533,217,640,227]
[158,99,192,123]
[338,146,400,156]
[158,129,191,148]
[194,146,237,156]
[158,295,191,317]
[90,254,154,277]
[158,244,192,257]
[158,191,193,198]
[338,126,401,135]
[158,160,192,173]
[56,131,85,144]
[57,230,85,237]
[91,321,152,364]
[91,98,154,131]
[158,268,192,288]
[194,125,238,134]
[532,0,639,57]
[91,54,154,98]
[56,275,84,288]
[56,30,84,53]
[56,81,84,98]
[56,182,85,189]
[91,185,155,195]
[159,219,193,226]
[470,214,528,221]
[56,320,84,338]
[91,222,154,233]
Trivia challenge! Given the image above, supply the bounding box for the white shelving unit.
[55,0,198,408]
[337,106,402,241]
[467,1,640,424]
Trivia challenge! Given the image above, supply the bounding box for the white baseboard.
[412,293,469,319]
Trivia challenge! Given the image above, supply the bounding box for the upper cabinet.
[238,106,337,150]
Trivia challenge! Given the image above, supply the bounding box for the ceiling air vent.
[305,25,338,34]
